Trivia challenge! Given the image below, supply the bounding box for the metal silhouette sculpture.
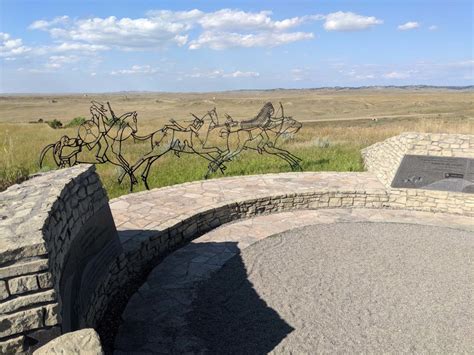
[40,101,302,191]
[39,101,139,187]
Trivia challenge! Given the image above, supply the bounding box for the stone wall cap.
[0,164,95,264]
[33,328,103,355]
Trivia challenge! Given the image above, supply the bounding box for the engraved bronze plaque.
[391,155,474,193]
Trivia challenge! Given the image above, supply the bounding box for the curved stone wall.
[0,169,391,353]
[1,132,473,353]
[362,132,474,216]
[362,132,474,187]
[111,175,390,286]
[0,165,121,353]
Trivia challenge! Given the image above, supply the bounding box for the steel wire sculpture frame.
[40,101,303,191]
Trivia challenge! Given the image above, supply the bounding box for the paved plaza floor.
[114,208,474,354]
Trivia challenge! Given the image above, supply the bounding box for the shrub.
[65,116,87,128]
[46,119,63,129]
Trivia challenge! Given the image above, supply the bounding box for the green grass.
[64,116,87,128]
[98,144,364,199]
[1,114,471,198]
[0,165,30,191]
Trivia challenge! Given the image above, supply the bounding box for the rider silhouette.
[241,102,276,153]
[89,101,114,162]
[240,102,274,130]
[164,114,203,137]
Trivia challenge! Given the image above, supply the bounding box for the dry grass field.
[1,88,473,198]
[1,88,473,124]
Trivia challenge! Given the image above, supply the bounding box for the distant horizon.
[1,0,472,92]
[1,84,473,95]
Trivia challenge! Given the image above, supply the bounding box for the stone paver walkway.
[114,208,474,354]
[109,172,386,251]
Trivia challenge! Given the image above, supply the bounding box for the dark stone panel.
[59,204,122,333]
[391,155,474,193]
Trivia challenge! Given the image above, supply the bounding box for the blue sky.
[0,0,472,92]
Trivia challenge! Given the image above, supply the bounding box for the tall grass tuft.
[1,134,30,191]
[0,114,472,197]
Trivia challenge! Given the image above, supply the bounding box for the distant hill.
[1,85,473,96]
[228,85,474,93]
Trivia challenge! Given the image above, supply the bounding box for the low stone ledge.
[362,132,474,216]
[33,328,103,355]
[0,165,121,353]
[2,133,473,353]
[101,166,472,339]
[362,132,474,188]
[114,208,474,353]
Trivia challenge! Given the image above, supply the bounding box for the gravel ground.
[189,222,474,354]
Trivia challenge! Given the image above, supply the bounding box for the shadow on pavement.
[103,234,293,354]
[187,242,294,354]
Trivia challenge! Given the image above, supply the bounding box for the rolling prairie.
[1,88,473,198]
[1,88,473,125]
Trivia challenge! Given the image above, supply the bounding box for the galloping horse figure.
[125,110,227,189]
[204,102,302,178]
[128,102,302,189]
[39,101,139,190]
[40,101,303,192]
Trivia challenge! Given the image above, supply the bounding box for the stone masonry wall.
[0,165,120,353]
[362,132,474,187]
[2,132,474,353]
[362,132,474,216]
[120,189,391,277]
[86,187,391,335]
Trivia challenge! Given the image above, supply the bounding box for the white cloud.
[323,12,383,31]
[46,55,80,69]
[110,65,159,75]
[187,69,223,78]
[189,31,314,50]
[29,16,70,30]
[442,60,474,68]
[186,69,260,78]
[398,22,420,31]
[196,9,321,32]
[225,70,260,78]
[428,25,438,31]
[355,74,375,79]
[33,15,193,50]
[348,70,375,79]
[146,9,204,24]
[0,32,31,58]
[29,9,319,51]
[53,42,109,52]
[23,9,386,56]
[340,67,377,80]
[383,71,411,79]
[148,8,322,32]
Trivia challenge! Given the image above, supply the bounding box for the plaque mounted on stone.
[391,154,474,194]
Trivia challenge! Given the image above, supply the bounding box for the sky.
[0,0,473,93]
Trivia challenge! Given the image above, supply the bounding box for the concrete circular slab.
[114,209,474,354]
[190,223,473,353]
